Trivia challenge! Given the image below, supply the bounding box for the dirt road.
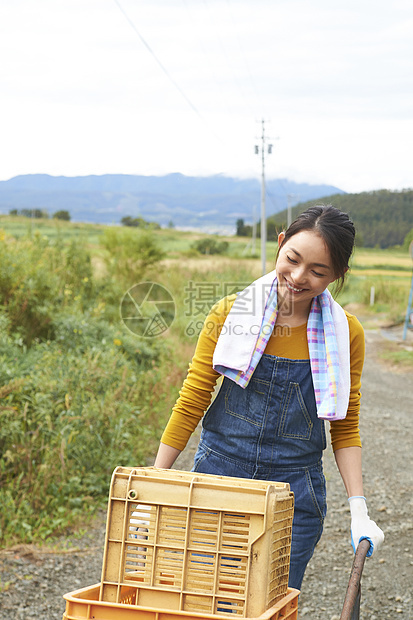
[0,327,412,619]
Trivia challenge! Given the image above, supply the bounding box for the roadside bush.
[0,233,95,345]
[0,230,179,546]
[102,228,165,283]
[0,310,170,545]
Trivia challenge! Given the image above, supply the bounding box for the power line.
[201,0,256,118]
[180,0,234,118]
[113,0,205,122]
[224,0,262,117]
[112,0,262,174]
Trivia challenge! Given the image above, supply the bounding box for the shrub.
[53,210,71,221]
[0,228,181,546]
[102,228,165,283]
[191,238,229,255]
[121,215,160,229]
[0,308,170,545]
[0,233,95,345]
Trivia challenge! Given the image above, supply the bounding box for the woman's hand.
[348,496,384,557]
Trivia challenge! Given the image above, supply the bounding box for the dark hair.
[278,205,355,294]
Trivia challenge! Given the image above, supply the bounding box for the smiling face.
[275,230,337,316]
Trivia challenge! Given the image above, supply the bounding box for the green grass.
[0,216,105,246]
[352,246,412,269]
[0,220,411,547]
[381,348,413,368]
[334,246,412,323]
[381,348,413,366]
[154,227,277,260]
[337,275,411,322]
[0,228,183,546]
[352,264,411,272]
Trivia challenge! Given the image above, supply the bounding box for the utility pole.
[252,204,257,255]
[255,119,273,275]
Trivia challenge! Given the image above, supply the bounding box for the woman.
[154,205,384,590]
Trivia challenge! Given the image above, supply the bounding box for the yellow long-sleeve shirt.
[162,295,365,453]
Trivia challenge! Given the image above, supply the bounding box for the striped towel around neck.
[212,271,350,421]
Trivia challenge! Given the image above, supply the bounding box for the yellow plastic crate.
[63,583,299,620]
[99,467,294,617]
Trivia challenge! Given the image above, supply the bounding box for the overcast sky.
[1,0,412,193]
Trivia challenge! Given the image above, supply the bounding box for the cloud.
[0,0,412,192]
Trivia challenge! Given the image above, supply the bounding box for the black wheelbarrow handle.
[340,539,371,620]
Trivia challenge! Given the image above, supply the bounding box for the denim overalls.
[192,353,327,591]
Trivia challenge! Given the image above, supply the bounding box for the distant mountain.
[0,173,345,232]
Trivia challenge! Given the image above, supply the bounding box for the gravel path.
[0,327,412,619]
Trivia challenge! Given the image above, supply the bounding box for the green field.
[158,232,412,326]
[0,216,410,323]
[0,216,410,322]
[0,218,411,547]
[0,215,104,244]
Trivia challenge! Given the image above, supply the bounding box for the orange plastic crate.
[62,583,299,620]
[99,467,294,617]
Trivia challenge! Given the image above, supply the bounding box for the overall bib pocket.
[279,381,313,440]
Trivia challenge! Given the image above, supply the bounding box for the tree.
[121,216,134,227]
[19,208,48,219]
[236,218,245,235]
[236,218,252,237]
[53,210,71,221]
[267,189,413,248]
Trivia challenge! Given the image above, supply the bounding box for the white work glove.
[348,496,384,557]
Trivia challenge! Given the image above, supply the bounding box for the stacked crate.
[62,466,298,620]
